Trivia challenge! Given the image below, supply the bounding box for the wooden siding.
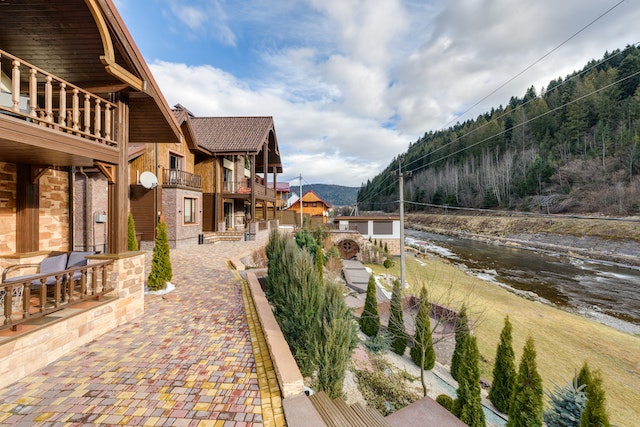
[130,185,157,241]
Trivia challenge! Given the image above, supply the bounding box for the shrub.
[579,367,610,427]
[388,279,407,355]
[147,220,171,291]
[127,211,138,251]
[454,336,485,427]
[383,258,393,269]
[489,315,516,413]
[364,331,390,353]
[544,377,586,427]
[507,337,543,427]
[360,275,381,337]
[450,305,469,381]
[436,394,455,412]
[410,286,435,370]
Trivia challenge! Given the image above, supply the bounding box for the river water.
[405,229,640,334]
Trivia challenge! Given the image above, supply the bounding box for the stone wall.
[162,187,202,248]
[39,168,69,252]
[0,252,146,389]
[0,162,17,255]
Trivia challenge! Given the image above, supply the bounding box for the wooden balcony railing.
[223,179,276,199]
[0,49,117,147]
[162,169,202,189]
[1,260,114,331]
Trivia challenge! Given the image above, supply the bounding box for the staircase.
[309,392,392,427]
[201,231,244,244]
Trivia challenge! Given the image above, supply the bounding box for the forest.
[357,45,640,215]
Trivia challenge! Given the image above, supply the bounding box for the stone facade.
[39,169,70,252]
[73,170,109,253]
[0,162,17,255]
[162,187,202,248]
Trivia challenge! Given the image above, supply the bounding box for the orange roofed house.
[0,0,182,388]
[288,190,331,224]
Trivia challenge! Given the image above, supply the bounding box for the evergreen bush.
[410,287,435,370]
[388,279,407,355]
[147,220,172,291]
[436,394,455,412]
[316,245,324,282]
[363,331,390,353]
[454,335,486,427]
[579,368,610,427]
[127,211,138,251]
[360,275,381,337]
[450,305,469,381]
[507,337,543,427]
[543,377,586,427]
[383,258,393,269]
[489,315,516,414]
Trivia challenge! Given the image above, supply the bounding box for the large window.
[169,153,183,170]
[184,198,196,224]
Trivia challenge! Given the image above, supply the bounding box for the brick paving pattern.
[0,235,277,426]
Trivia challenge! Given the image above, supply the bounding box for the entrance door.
[224,202,233,230]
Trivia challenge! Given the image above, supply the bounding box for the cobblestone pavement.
[0,234,277,427]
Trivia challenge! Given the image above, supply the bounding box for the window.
[312,202,317,207]
[184,198,196,224]
[303,202,308,207]
[169,153,183,170]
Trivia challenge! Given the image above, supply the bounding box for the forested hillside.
[304,184,359,207]
[358,45,640,215]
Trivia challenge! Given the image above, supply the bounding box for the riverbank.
[367,253,640,427]
[406,213,640,267]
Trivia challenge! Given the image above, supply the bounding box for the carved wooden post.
[94,98,101,139]
[72,88,80,131]
[84,93,91,133]
[11,59,20,112]
[45,75,53,123]
[59,83,67,127]
[29,69,37,118]
[104,104,112,141]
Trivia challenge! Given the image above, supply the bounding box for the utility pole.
[299,174,303,228]
[398,159,406,291]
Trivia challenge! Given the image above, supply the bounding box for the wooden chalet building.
[0,0,182,387]
[189,116,283,232]
[287,190,331,224]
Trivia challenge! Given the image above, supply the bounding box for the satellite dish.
[139,171,158,189]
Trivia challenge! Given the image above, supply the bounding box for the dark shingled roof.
[190,116,276,154]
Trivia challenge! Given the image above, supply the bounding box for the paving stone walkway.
[0,235,278,427]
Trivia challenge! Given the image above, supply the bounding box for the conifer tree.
[127,211,138,251]
[507,337,543,427]
[543,377,586,427]
[576,362,593,393]
[148,220,172,291]
[360,275,381,337]
[454,335,485,427]
[489,315,516,413]
[388,279,407,355]
[579,368,610,427]
[410,286,435,370]
[450,305,469,381]
[315,245,324,282]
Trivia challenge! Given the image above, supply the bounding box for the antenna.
[139,171,158,189]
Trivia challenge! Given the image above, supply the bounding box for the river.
[405,229,640,335]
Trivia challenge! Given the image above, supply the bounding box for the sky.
[114,0,640,187]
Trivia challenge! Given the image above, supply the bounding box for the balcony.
[223,179,276,200]
[0,49,117,148]
[162,169,202,189]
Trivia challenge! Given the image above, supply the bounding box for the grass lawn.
[367,253,640,427]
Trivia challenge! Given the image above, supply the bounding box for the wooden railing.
[222,179,276,199]
[162,169,202,189]
[0,49,117,147]
[0,260,114,331]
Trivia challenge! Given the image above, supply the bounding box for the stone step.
[308,391,392,427]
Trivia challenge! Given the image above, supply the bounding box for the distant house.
[288,190,331,224]
[268,182,291,210]
[333,215,401,255]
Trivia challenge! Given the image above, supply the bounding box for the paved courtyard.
[0,235,276,427]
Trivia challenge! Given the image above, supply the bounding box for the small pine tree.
[147,220,172,291]
[454,335,486,427]
[543,377,586,427]
[450,305,470,381]
[410,287,436,370]
[576,362,593,393]
[579,368,610,427]
[127,211,138,251]
[489,315,516,414]
[315,245,324,282]
[388,279,407,355]
[507,337,543,427]
[384,242,388,253]
[360,275,381,337]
